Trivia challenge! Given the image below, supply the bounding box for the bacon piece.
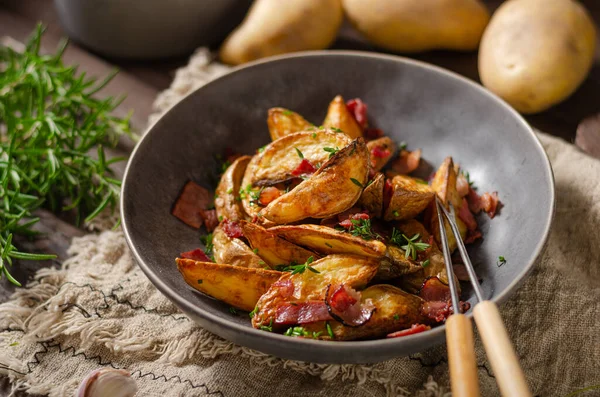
[480,192,500,218]
[458,198,478,232]
[418,277,451,302]
[364,128,384,140]
[258,187,282,206]
[371,145,391,159]
[199,209,218,232]
[346,98,368,129]
[390,149,421,175]
[272,278,295,298]
[291,159,317,177]
[325,284,375,327]
[171,181,212,228]
[456,173,470,198]
[464,229,483,244]
[467,187,482,213]
[180,248,212,262]
[421,300,471,323]
[221,219,244,239]
[387,324,431,338]
[338,212,370,229]
[275,301,333,325]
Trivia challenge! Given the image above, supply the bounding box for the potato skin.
[215,156,251,222]
[261,138,369,224]
[384,175,434,221]
[267,108,313,141]
[342,0,490,52]
[367,136,397,172]
[322,95,363,139]
[479,0,597,114]
[212,225,264,268]
[271,224,387,257]
[357,172,384,217]
[240,221,315,268]
[219,0,343,65]
[176,258,281,312]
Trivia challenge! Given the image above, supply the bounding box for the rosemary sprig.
[0,25,132,286]
[400,233,430,260]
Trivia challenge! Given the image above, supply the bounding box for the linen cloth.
[1,49,599,397]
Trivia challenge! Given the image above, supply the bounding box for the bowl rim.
[120,50,555,357]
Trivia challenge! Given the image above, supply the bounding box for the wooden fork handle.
[446,313,481,396]
[473,300,532,397]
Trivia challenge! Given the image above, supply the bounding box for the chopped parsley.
[197,279,203,284]
[323,147,340,158]
[393,314,400,321]
[295,147,304,159]
[239,184,263,206]
[282,109,293,116]
[284,326,322,339]
[218,215,224,222]
[312,132,317,139]
[257,145,267,153]
[497,255,506,267]
[229,307,238,315]
[276,256,319,275]
[226,187,233,194]
[326,322,334,339]
[253,248,259,254]
[350,178,364,188]
[330,127,343,133]
[392,210,400,217]
[260,319,274,332]
[421,259,430,268]
[399,141,407,151]
[249,305,259,318]
[348,218,381,241]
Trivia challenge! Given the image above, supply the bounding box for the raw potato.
[479,0,597,114]
[342,0,490,52]
[357,172,384,217]
[384,175,434,221]
[215,156,251,222]
[429,157,467,253]
[261,139,369,223]
[212,225,265,268]
[271,224,386,258]
[267,108,313,141]
[302,285,427,340]
[367,136,397,172]
[219,0,343,65]
[251,254,380,328]
[323,95,363,139]
[176,258,281,312]
[240,221,315,267]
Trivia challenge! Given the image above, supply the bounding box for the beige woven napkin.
[1,49,599,397]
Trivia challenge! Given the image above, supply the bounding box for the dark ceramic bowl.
[121,51,554,364]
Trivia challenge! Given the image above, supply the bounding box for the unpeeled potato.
[219,0,343,65]
[479,0,597,114]
[342,0,490,52]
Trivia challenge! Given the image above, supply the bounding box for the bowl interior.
[121,51,553,363]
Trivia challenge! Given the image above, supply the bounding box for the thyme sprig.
[0,25,132,285]
[276,256,319,275]
[389,229,430,260]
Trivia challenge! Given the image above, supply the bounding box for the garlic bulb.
[76,368,137,397]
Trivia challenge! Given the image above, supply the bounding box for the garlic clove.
[76,368,137,397]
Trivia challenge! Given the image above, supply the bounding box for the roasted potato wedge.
[267,108,313,141]
[430,157,467,252]
[367,137,397,172]
[384,175,434,221]
[215,155,251,222]
[261,138,369,223]
[212,225,265,268]
[271,224,386,258]
[357,172,384,217]
[377,245,422,280]
[252,254,380,328]
[302,284,426,340]
[176,258,281,312]
[240,221,315,268]
[322,95,363,139]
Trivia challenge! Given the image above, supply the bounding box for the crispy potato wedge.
[302,284,426,340]
[252,254,380,328]
[384,175,434,221]
[215,155,251,222]
[212,225,265,268]
[429,157,467,252]
[261,138,369,223]
[322,95,363,139]
[240,221,315,267]
[176,258,281,312]
[271,224,386,258]
[267,108,313,141]
[367,136,397,172]
[377,245,422,280]
[357,172,384,217]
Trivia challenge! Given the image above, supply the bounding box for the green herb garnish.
[249,305,258,318]
[0,25,133,286]
[392,210,400,217]
[422,259,430,268]
[260,319,274,332]
[497,255,506,267]
[326,322,334,339]
[283,326,322,339]
[276,256,319,275]
[311,132,317,139]
[295,147,304,159]
[197,279,203,284]
[330,127,343,133]
[461,170,476,189]
[323,147,340,159]
[325,242,333,248]
[393,314,400,321]
[400,233,430,260]
[200,233,214,260]
[350,178,364,188]
[257,145,267,153]
[282,109,293,116]
[399,141,407,151]
[229,307,238,315]
[348,218,381,241]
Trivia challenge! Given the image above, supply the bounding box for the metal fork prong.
[443,202,486,303]
[435,198,461,315]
